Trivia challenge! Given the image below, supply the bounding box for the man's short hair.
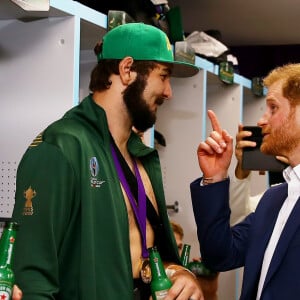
[170,220,184,239]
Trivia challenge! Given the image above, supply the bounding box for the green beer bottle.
[180,244,191,267]
[0,222,19,299]
[148,246,172,300]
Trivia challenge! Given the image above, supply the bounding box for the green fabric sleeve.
[12,142,77,299]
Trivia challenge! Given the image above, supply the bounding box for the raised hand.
[197,110,233,183]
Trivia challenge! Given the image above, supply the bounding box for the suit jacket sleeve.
[190,177,254,271]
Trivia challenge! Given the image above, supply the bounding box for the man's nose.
[257,113,268,127]
[163,80,172,100]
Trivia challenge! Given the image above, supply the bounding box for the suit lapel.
[263,193,300,288]
[241,184,287,299]
[252,185,288,268]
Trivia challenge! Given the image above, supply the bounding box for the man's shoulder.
[268,181,287,192]
[45,117,83,135]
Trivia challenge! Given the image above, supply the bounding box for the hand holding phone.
[241,126,286,171]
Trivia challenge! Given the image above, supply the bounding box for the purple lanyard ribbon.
[110,144,148,259]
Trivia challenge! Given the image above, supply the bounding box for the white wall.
[156,71,205,259]
[0,16,76,217]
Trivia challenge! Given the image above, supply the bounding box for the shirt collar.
[283,164,300,184]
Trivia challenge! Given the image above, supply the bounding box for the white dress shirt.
[256,165,300,300]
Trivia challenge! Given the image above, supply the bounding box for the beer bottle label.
[0,283,12,299]
[154,289,169,300]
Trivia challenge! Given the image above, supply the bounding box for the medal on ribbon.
[140,258,152,283]
[111,141,150,283]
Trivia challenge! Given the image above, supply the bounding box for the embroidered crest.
[165,36,172,52]
[23,186,36,216]
[90,157,99,177]
[89,157,105,188]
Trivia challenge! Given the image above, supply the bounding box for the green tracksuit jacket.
[12,95,180,300]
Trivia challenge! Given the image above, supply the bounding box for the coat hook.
[167,201,179,213]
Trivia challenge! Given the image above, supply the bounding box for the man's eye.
[270,105,277,114]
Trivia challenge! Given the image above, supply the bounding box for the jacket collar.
[64,95,156,158]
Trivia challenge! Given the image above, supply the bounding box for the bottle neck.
[149,248,167,280]
[180,244,191,267]
[0,224,17,267]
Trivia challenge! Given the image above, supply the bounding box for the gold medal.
[140,258,152,284]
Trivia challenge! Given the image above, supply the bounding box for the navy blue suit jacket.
[190,178,300,300]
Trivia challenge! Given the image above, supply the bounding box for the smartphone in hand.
[242,126,286,171]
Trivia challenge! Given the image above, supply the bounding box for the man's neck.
[92,91,132,154]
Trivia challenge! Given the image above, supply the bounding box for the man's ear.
[119,56,135,85]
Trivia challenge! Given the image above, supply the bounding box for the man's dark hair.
[89,59,120,92]
[89,42,157,92]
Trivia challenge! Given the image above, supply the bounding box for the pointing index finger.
[207,110,222,134]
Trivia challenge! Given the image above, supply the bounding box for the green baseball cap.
[97,23,199,78]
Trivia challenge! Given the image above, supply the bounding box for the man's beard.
[261,111,298,156]
[123,74,159,132]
